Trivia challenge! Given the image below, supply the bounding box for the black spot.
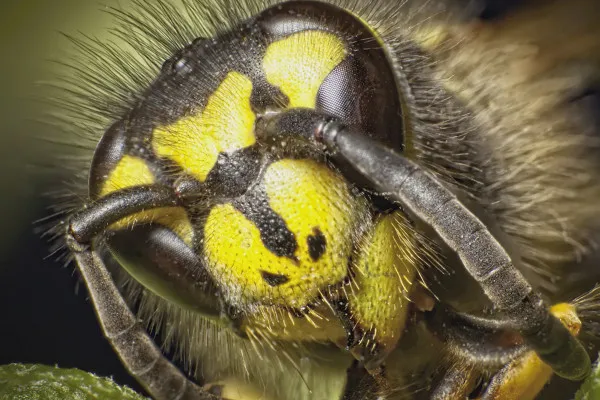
[249,77,290,114]
[233,187,298,261]
[260,270,290,287]
[307,227,327,261]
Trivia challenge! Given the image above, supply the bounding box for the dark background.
[0,0,594,399]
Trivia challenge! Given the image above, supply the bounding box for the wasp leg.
[71,185,222,317]
[481,303,583,400]
[426,306,522,399]
[425,304,527,369]
[67,185,223,400]
[341,360,385,400]
[427,302,584,400]
[258,108,591,380]
[431,364,479,400]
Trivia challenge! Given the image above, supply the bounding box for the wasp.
[47,0,600,399]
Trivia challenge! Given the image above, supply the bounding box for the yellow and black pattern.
[203,158,368,307]
[88,1,410,313]
[345,211,418,369]
[48,0,600,399]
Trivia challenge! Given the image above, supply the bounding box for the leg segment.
[319,121,590,380]
[341,361,386,400]
[257,108,591,380]
[429,302,586,399]
[69,185,178,242]
[66,185,221,400]
[434,292,597,399]
[425,304,526,368]
[481,303,583,400]
[66,238,216,400]
[431,364,479,400]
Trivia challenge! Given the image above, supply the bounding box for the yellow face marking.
[100,155,193,244]
[152,71,256,182]
[263,31,346,108]
[101,154,155,196]
[482,303,581,400]
[203,159,367,307]
[348,212,417,357]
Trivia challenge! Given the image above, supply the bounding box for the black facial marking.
[249,76,290,114]
[233,187,299,261]
[307,227,327,261]
[204,146,263,198]
[260,270,290,287]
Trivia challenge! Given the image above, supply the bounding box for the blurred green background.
[0,0,143,393]
[0,0,120,255]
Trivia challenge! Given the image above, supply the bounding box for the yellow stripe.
[348,211,416,356]
[152,71,256,182]
[263,31,346,108]
[100,155,193,244]
[101,155,155,196]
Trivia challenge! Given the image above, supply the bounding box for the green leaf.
[0,364,147,400]
[576,356,600,400]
